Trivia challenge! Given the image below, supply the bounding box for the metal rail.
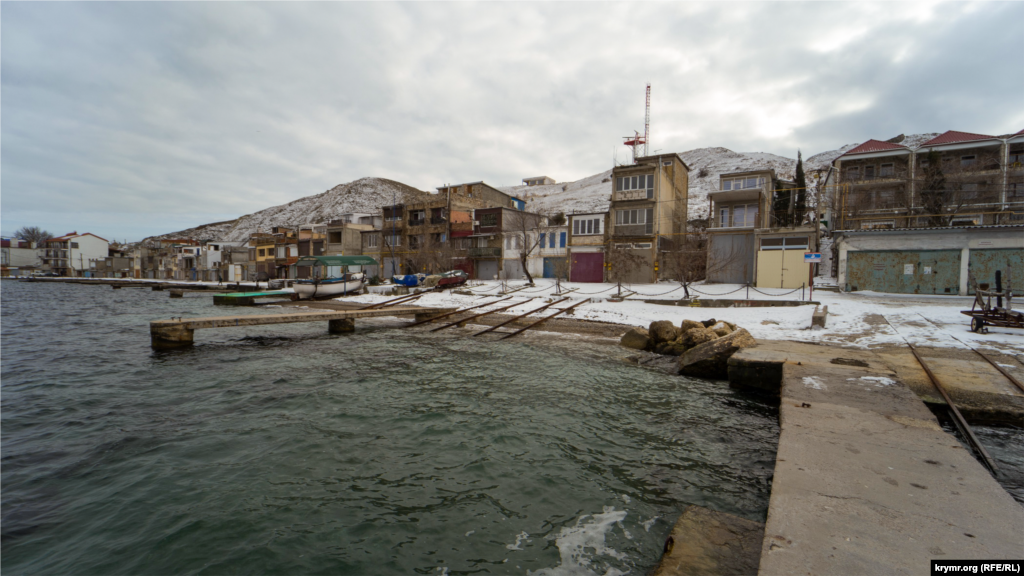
[884,316,999,473]
[430,298,536,332]
[499,298,591,340]
[473,298,569,337]
[360,292,423,310]
[916,313,1024,394]
[403,297,510,328]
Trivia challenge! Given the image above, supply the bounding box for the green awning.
[296,255,379,267]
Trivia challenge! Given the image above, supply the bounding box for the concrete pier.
[729,342,1024,575]
[150,306,453,349]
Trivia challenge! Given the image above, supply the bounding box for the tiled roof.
[1015,128,1024,136]
[918,130,998,147]
[841,139,910,156]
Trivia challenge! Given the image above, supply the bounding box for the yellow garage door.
[756,250,810,289]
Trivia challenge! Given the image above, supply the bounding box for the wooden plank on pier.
[472,298,568,336]
[499,298,590,339]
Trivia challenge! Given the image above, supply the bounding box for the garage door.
[571,253,604,283]
[968,248,1023,294]
[846,250,960,294]
[756,250,808,289]
[543,257,567,279]
[476,259,498,280]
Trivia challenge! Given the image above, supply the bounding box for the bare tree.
[13,226,53,245]
[405,233,464,274]
[605,243,647,288]
[502,210,543,285]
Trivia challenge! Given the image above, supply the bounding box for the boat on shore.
[294,255,379,300]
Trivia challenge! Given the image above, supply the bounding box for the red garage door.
[571,253,604,283]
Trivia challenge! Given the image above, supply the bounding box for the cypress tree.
[794,150,807,226]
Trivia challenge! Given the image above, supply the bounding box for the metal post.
[746,283,749,299]
[802,282,805,301]
[996,270,1003,308]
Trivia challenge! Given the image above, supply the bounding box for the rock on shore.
[620,318,757,379]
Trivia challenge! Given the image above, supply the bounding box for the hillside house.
[608,154,690,283]
[827,129,1024,295]
[706,169,818,288]
[523,176,556,186]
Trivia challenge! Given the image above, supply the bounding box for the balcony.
[467,247,501,258]
[408,218,426,227]
[430,216,446,225]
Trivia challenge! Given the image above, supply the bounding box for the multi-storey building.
[567,212,608,282]
[608,154,689,283]
[828,129,1024,294]
[706,169,818,288]
[1,238,41,277]
[42,232,109,277]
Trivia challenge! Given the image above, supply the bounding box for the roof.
[918,130,999,147]
[46,232,109,243]
[296,255,378,267]
[840,139,910,156]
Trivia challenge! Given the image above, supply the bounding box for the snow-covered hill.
[145,134,942,241]
[143,177,431,243]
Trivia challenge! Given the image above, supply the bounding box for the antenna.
[622,83,651,164]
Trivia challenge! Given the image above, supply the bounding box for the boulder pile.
[619,318,756,379]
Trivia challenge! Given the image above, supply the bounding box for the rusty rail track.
[499,298,591,340]
[403,297,510,328]
[430,298,536,332]
[915,313,1024,394]
[473,298,569,337]
[884,316,999,473]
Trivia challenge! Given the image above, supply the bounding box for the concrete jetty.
[150,306,453,349]
[728,342,1024,575]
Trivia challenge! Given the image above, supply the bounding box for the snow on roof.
[918,130,999,147]
[840,139,911,156]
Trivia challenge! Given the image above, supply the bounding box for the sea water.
[2,281,780,574]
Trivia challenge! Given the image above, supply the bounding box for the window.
[1009,145,1024,165]
[384,234,400,247]
[861,220,895,230]
[961,155,977,168]
[573,217,603,235]
[615,209,647,225]
[961,183,979,200]
[409,235,423,249]
[722,177,763,191]
[539,233,546,247]
[846,166,860,180]
[879,163,894,177]
[549,233,555,248]
[719,207,730,227]
[505,236,511,249]
[1009,183,1024,199]
[876,189,895,208]
[559,232,566,247]
[384,207,403,221]
[864,165,876,180]
[760,236,808,250]
[616,174,654,198]
[480,213,498,227]
[515,236,521,249]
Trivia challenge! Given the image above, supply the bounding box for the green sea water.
[2,281,780,575]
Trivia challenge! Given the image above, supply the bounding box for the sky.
[2,2,1022,242]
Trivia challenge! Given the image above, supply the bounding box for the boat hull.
[294,277,364,299]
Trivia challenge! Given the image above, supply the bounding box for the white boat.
[293,273,365,299]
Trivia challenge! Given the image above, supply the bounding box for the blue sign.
[804,252,822,263]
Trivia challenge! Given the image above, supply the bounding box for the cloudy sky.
[2,2,1021,241]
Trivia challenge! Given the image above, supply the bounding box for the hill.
[145,134,941,241]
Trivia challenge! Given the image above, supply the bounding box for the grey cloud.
[2,2,1021,240]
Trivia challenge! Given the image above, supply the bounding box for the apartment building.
[608,153,689,283]
[828,129,1024,294]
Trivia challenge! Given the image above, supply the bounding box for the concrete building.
[1,238,41,277]
[608,153,690,283]
[828,129,1024,294]
[706,169,818,288]
[42,232,109,277]
[567,212,608,282]
[535,223,569,279]
[523,176,556,186]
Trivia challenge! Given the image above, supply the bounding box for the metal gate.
[756,250,808,289]
[846,250,961,294]
[968,248,1024,294]
[476,259,498,280]
[571,253,604,283]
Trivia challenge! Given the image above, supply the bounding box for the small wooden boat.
[294,255,379,300]
[294,273,365,299]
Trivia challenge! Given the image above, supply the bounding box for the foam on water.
[529,507,629,576]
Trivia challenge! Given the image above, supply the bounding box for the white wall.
[69,235,108,275]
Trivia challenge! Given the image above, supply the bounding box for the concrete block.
[151,323,194,349]
[651,505,764,576]
[328,318,355,333]
[811,305,828,328]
